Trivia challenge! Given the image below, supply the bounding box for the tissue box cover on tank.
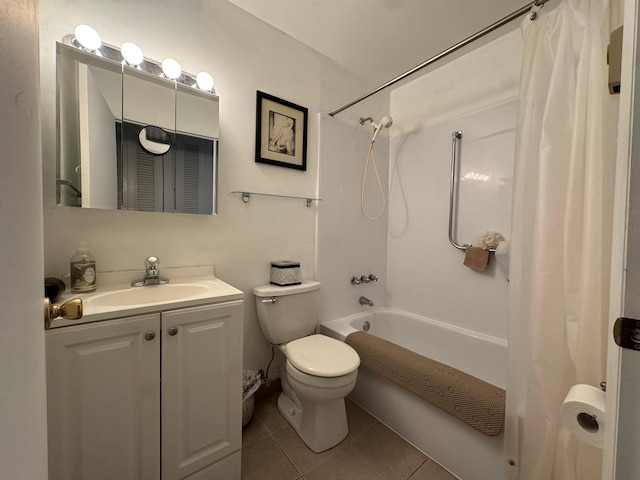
[270,261,301,286]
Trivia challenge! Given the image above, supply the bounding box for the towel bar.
[448,131,496,253]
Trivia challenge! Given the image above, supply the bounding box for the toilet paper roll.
[561,384,606,448]
[495,241,510,281]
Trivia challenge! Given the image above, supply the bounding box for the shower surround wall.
[317,115,389,322]
[387,102,514,338]
[387,29,522,342]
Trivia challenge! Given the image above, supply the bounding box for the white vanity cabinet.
[46,300,243,480]
[161,302,242,479]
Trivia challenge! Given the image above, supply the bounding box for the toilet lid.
[285,334,360,377]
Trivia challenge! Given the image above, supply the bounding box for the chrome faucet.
[131,256,170,287]
[359,296,374,307]
[351,274,379,285]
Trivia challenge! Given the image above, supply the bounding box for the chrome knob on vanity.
[144,331,156,341]
[168,326,179,336]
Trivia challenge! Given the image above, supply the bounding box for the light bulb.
[74,24,101,51]
[196,72,214,91]
[121,42,144,66]
[161,58,181,79]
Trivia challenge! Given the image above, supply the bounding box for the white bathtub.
[320,307,507,480]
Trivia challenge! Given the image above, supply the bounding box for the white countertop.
[49,267,243,328]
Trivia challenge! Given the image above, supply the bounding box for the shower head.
[359,115,393,129]
[371,115,393,143]
[373,115,393,129]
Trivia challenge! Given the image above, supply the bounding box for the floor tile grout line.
[267,428,304,477]
[346,418,381,445]
[348,422,430,480]
[407,458,429,480]
[269,428,308,476]
[293,438,352,477]
[241,423,270,449]
[349,439,395,480]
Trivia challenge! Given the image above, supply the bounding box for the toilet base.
[277,392,349,453]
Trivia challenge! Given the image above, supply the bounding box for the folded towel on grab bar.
[463,246,489,272]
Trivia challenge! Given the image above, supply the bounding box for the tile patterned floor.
[241,394,458,480]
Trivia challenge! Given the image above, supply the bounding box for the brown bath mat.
[346,331,505,436]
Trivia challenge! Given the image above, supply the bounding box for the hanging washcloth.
[463,246,490,272]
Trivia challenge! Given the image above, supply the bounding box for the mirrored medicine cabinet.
[56,42,219,215]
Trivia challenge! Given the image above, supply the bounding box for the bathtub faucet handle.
[360,275,372,284]
[367,274,378,282]
[351,276,361,285]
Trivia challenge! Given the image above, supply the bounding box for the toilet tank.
[253,281,321,345]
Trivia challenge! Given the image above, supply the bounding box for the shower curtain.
[506,0,617,479]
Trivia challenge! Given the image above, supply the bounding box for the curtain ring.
[529,3,543,21]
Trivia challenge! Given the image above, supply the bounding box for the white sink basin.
[50,268,244,329]
[86,283,213,308]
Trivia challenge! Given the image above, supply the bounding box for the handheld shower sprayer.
[358,114,393,221]
[360,115,393,143]
[371,115,393,143]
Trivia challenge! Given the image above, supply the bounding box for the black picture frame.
[255,91,308,171]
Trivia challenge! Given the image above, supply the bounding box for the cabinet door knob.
[144,331,156,341]
[168,326,178,336]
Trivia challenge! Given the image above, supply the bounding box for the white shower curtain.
[506,1,617,479]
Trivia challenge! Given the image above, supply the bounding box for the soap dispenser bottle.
[70,241,96,292]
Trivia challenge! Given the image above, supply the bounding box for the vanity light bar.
[64,27,216,94]
[121,42,144,66]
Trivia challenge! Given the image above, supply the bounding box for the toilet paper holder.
[562,383,607,448]
[576,412,600,433]
[575,382,606,432]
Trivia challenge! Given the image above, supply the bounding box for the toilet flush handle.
[261,297,278,304]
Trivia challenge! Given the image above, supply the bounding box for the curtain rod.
[328,0,548,117]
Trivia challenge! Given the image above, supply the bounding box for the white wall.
[387,30,522,341]
[317,114,389,321]
[38,0,373,372]
[0,0,49,478]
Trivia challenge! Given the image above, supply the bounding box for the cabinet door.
[162,301,243,480]
[46,314,160,480]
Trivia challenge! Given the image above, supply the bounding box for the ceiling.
[226,0,533,89]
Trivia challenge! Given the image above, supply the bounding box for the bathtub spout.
[359,296,374,307]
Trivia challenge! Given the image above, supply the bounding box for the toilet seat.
[283,334,360,377]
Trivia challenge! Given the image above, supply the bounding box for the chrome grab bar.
[449,131,467,251]
[448,131,496,253]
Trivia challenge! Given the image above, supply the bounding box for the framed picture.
[255,91,308,171]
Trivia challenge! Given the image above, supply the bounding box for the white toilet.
[253,281,360,452]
